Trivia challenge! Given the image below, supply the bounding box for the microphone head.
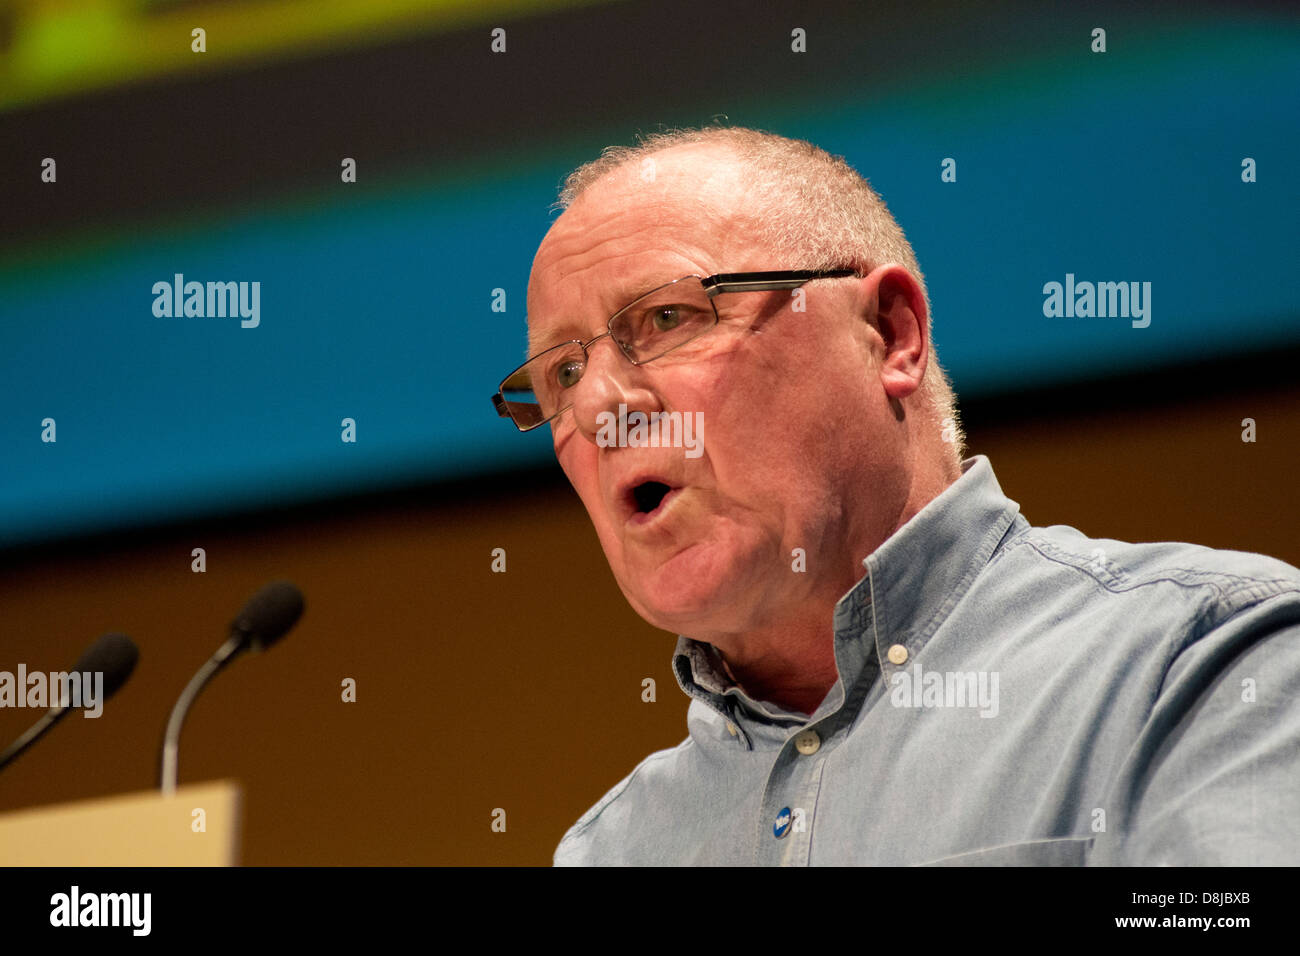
[230,580,305,651]
[71,632,139,700]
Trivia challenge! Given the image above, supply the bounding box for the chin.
[619,548,744,632]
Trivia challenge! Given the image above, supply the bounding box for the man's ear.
[860,263,928,402]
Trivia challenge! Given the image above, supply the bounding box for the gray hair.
[554,125,967,471]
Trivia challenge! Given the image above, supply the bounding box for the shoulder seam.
[1011,533,1300,607]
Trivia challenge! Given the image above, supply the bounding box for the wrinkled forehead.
[525,153,757,351]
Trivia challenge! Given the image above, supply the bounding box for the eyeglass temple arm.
[702,269,856,294]
[492,393,511,417]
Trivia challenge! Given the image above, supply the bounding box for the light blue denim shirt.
[554,454,1300,865]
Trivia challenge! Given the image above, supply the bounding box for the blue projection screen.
[2,14,1297,549]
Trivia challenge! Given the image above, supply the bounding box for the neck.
[712,448,962,717]
[719,621,841,717]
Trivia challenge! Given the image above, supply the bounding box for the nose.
[567,335,662,444]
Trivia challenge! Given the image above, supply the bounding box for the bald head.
[544,127,964,464]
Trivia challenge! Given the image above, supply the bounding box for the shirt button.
[887,643,909,665]
[794,729,821,755]
[725,721,738,737]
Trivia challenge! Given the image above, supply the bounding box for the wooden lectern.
[0,780,241,865]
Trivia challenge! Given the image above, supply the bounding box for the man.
[492,126,1300,865]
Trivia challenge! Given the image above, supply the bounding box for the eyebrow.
[527,325,581,359]
[526,272,692,358]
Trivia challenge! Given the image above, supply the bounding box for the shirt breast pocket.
[918,836,1094,866]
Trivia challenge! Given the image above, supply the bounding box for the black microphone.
[159,580,304,794]
[0,632,140,773]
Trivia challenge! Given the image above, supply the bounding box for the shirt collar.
[672,454,1026,735]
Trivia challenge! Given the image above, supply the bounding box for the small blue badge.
[773,807,792,838]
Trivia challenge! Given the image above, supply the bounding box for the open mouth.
[631,480,672,516]
[619,473,685,527]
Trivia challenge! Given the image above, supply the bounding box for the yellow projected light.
[0,0,612,111]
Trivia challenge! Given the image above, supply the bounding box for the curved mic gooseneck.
[159,580,304,795]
